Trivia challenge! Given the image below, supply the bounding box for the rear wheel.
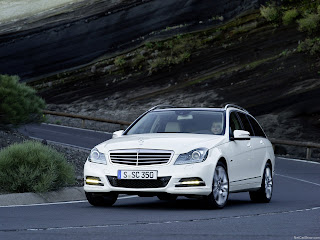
[203,162,229,209]
[85,192,118,206]
[249,163,273,203]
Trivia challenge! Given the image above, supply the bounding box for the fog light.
[86,176,104,186]
[176,177,205,187]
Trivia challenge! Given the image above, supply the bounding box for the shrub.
[0,141,75,193]
[175,52,191,64]
[282,9,299,25]
[131,54,145,70]
[297,38,320,55]
[114,56,126,67]
[0,75,45,126]
[145,42,154,49]
[149,57,167,73]
[318,5,320,14]
[297,13,320,33]
[260,5,280,22]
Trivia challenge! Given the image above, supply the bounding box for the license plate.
[117,170,157,180]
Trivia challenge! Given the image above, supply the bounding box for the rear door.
[247,115,268,179]
[237,112,260,180]
[226,111,252,183]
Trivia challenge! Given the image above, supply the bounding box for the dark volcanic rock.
[0,0,266,79]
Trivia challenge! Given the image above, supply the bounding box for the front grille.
[107,176,171,188]
[109,149,173,166]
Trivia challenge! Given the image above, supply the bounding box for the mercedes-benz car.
[84,104,275,209]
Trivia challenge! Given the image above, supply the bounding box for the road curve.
[18,123,112,150]
[0,158,319,239]
[7,123,320,239]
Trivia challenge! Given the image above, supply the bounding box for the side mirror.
[112,130,124,139]
[232,130,250,140]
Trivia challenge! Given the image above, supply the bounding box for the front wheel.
[249,163,273,203]
[203,162,229,209]
[85,192,118,206]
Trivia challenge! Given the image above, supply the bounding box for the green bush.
[297,13,320,33]
[0,141,75,193]
[114,56,126,67]
[318,5,320,14]
[260,5,280,22]
[282,9,299,25]
[131,54,145,70]
[0,75,45,126]
[297,38,320,55]
[144,42,154,49]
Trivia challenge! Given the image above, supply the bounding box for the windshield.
[126,110,225,135]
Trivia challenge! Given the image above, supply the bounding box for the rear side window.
[229,112,242,137]
[237,112,254,136]
[248,116,266,138]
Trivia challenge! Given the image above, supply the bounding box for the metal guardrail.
[269,138,320,160]
[43,110,319,160]
[43,110,131,128]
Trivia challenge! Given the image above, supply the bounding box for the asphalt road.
[9,123,320,239]
[0,158,319,240]
[18,123,112,150]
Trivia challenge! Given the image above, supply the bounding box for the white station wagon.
[84,104,275,209]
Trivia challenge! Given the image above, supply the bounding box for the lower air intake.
[107,176,171,188]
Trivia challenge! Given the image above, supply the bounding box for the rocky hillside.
[0,0,267,79]
[1,0,320,156]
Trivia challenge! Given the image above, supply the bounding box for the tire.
[249,163,273,203]
[157,194,177,201]
[203,162,229,209]
[85,192,118,206]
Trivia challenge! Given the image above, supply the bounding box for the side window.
[248,116,266,138]
[237,112,254,136]
[229,112,242,137]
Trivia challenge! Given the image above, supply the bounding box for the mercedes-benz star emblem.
[138,139,144,145]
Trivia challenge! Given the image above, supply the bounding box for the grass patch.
[114,56,126,67]
[131,54,145,70]
[282,8,299,25]
[298,38,320,55]
[297,13,320,34]
[231,21,258,35]
[0,141,75,193]
[260,5,280,22]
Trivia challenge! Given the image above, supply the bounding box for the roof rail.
[148,105,175,111]
[224,104,249,113]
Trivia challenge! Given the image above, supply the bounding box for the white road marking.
[21,206,320,231]
[0,195,138,208]
[276,173,320,187]
[41,123,113,134]
[277,157,320,165]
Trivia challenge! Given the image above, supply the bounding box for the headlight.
[89,148,107,164]
[174,148,209,165]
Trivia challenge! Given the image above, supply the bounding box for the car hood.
[96,133,226,154]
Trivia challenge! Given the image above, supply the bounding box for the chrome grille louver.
[109,149,173,165]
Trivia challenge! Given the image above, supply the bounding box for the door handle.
[247,142,251,148]
[260,140,264,145]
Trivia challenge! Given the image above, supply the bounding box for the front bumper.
[83,160,214,196]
